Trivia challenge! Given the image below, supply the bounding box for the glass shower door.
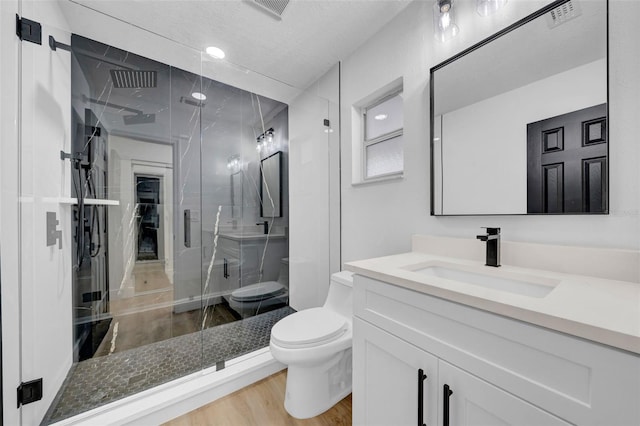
[17,18,208,423]
[18,20,76,426]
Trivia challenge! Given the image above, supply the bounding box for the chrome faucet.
[476,227,501,267]
[256,220,269,234]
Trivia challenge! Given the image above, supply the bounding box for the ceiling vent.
[110,69,157,89]
[249,0,290,19]
[546,0,582,29]
[180,96,206,108]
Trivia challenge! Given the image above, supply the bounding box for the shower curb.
[49,349,285,426]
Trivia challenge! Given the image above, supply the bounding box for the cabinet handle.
[443,384,453,426]
[183,209,191,248]
[224,258,229,278]
[418,369,427,426]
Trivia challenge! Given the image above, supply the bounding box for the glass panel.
[199,56,293,369]
[365,93,403,140]
[366,135,404,178]
[22,31,206,423]
[18,21,76,426]
[17,4,337,424]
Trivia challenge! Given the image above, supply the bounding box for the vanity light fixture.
[374,113,388,121]
[256,128,275,151]
[433,0,459,42]
[227,154,241,172]
[476,0,508,17]
[205,46,226,59]
[191,92,206,101]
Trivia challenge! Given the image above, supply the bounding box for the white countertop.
[218,231,286,241]
[345,251,640,354]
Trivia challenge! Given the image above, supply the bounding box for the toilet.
[269,271,354,419]
[227,258,289,317]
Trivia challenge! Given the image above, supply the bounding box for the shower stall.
[1,1,340,424]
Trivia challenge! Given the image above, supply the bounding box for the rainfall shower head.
[110,69,157,89]
[179,96,206,108]
[123,113,156,125]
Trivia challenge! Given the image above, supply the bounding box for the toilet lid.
[271,308,348,348]
[231,281,285,302]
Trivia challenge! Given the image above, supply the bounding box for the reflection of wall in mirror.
[439,59,605,215]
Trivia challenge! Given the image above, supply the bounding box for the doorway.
[527,103,608,214]
[135,175,162,262]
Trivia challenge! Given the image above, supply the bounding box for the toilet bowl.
[269,270,354,419]
[227,258,289,317]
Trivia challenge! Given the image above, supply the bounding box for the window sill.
[351,172,403,187]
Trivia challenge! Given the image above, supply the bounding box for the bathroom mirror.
[260,151,282,218]
[430,0,608,215]
[230,171,242,218]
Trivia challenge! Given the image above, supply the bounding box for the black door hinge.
[16,15,42,45]
[17,378,43,408]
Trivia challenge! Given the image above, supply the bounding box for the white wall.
[340,0,640,266]
[440,59,606,214]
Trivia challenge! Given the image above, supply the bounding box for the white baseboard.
[51,349,285,426]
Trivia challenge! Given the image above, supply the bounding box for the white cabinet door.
[438,361,571,426]
[353,318,438,426]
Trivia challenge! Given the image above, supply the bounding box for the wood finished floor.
[163,370,352,426]
[94,263,237,357]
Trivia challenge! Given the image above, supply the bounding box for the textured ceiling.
[70,0,414,90]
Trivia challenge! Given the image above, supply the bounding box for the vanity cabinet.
[217,234,287,289]
[216,236,242,289]
[352,275,640,426]
[353,318,438,426]
[438,361,570,426]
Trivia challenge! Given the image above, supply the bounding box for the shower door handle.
[184,209,191,248]
[224,258,229,278]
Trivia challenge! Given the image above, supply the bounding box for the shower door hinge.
[17,378,43,408]
[15,15,42,45]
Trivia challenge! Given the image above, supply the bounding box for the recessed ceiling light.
[374,114,388,121]
[191,92,207,101]
[205,46,225,59]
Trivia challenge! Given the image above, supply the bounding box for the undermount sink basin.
[413,264,558,298]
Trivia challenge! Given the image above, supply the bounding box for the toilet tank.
[323,271,354,319]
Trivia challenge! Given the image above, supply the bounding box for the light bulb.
[205,46,225,59]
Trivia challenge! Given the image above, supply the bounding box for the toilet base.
[283,348,352,419]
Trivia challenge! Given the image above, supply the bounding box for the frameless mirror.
[431,0,608,215]
[230,171,242,218]
[260,151,282,218]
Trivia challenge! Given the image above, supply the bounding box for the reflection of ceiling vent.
[180,96,206,108]
[546,0,582,29]
[110,69,157,89]
[250,0,290,19]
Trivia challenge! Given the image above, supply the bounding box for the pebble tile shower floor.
[43,306,295,424]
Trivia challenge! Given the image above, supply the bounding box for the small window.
[363,91,403,180]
